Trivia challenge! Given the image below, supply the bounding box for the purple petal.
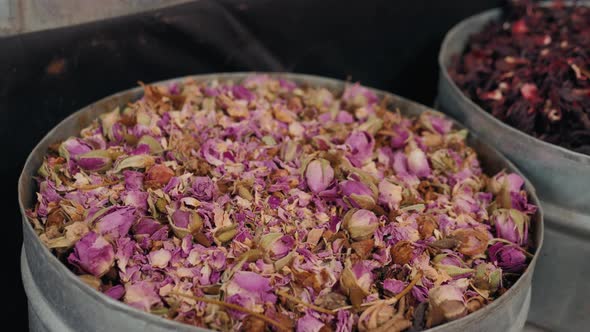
[104,285,126,300]
[95,206,136,239]
[68,232,114,277]
[123,171,144,190]
[407,148,431,178]
[297,312,325,332]
[383,279,407,295]
[124,281,161,312]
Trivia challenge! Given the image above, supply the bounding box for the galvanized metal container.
[437,6,590,332]
[20,72,543,332]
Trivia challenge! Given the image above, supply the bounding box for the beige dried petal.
[306,228,324,247]
[79,274,102,290]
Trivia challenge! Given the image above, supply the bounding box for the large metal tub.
[20,73,542,332]
[437,6,590,332]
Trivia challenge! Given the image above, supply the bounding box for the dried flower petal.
[407,148,431,178]
[67,232,114,277]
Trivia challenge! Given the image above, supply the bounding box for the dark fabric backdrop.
[2,0,501,327]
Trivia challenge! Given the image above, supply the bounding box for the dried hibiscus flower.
[27,75,536,331]
[449,0,590,154]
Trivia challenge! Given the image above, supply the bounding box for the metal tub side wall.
[437,8,590,331]
[20,72,542,332]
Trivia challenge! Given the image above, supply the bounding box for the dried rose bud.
[433,254,474,277]
[144,164,174,189]
[488,242,527,273]
[100,108,121,141]
[113,154,155,173]
[492,209,529,246]
[340,180,376,209]
[259,233,295,260]
[77,150,112,172]
[343,209,379,241]
[67,232,114,277]
[59,137,92,161]
[427,284,468,327]
[191,176,215,201]
[488,172,524,195]
[378,179,402,210]
[214,224,238,243]
[305,158,334,193]
[280,140,301,162]
[170,209,203,239]
[137,135,164,154]
[452,227,490,257]
[473,263,502,293]
[407,148,431,178]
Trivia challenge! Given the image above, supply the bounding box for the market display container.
[437,7,589,331]
[20,73,543,332]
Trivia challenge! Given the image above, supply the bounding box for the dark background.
[3,0,501,328]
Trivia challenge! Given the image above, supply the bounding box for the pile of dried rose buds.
[27,75,536,331]
[449,0,590,154]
